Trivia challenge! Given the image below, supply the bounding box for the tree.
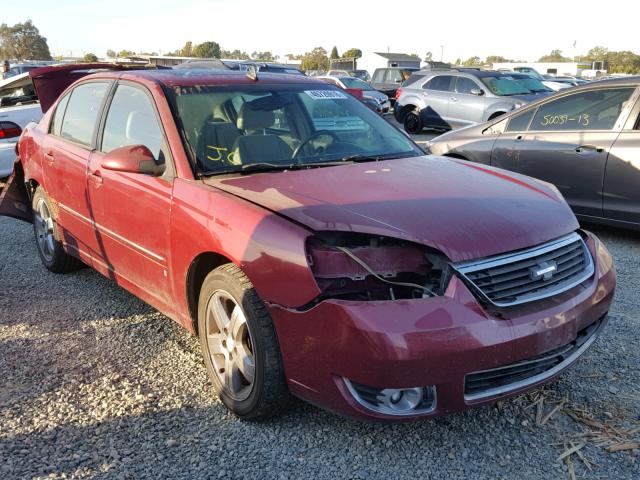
[83,52,98,62]
[485,55,511,65]
[330,46,339,59]
[193,41,221,58]
[342,48,362,59]
[251,51,275,61]
[179,41,193,57]
[301,47,329,71]
[117,49,134,58]
[106,49,116,58]
[222,49,250,60]
[462,56,481,66]
[537,49,571,62]
[454,58,462,65]
[424,51,433,62]
[0,20,52,60]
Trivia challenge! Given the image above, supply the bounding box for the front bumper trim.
[464,315,608,402]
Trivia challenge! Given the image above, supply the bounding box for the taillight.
[344,88,364,99]
[0,121,22,139]
[394,88,403,101]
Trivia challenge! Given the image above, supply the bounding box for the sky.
[4,0,639,62]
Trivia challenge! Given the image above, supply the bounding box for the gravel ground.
[1,209,639,479]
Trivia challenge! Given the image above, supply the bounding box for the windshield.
[351,70,371,81]
[168,84,422,175]
[507,77,551,93]
[481,77,531,96]
[340,77,373,90]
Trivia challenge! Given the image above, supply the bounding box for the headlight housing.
[305,232,451,302]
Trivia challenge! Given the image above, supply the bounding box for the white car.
[317,75,391,113]
[0,72,43,178]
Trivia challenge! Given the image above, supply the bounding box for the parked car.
[370,67,419,103]
[327,69,371,82]
[507,67,572,91]
[499,72,554,95]
[0,72,43,177]
[1,64,615,422]
[425,76,640,229]
[1,63,51,80]
[223,60,305,76]
[394,69,540,133]
[318,75,390,113]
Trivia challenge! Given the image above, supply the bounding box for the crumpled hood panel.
[204,156,579,262]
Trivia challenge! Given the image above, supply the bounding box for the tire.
[403,109,423,134]
[197,264,290,420]
[32,187,83,273]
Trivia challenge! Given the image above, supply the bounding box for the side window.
[101,84,164,161]
[49,92,71,136]
[424,75,454,92]
[60,82,109,147]
[372,70,384,83]
[455,77,480,95]
[385,69,404,84]
[530,87,636,131]
[506,108,536,132]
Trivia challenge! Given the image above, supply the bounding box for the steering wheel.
[292,130,340,159]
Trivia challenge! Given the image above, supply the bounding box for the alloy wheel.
[205,290,256,401]
[34,198,56,262]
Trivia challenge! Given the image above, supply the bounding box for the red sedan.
[0,64,615,421]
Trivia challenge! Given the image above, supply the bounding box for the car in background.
[0,64,615,422]
[544,75,589,87]
[1,63,51,80]
[224,60,305,76]
[394,69,540,133]
[370,67,419,103]
[0,72,43,177]
[506,67,572,91]
[318,75,390,113]
[327,69,371,82]
[500,72,554,96]
[425,77,640,229]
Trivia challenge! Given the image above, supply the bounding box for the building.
[357,52,422,76]
[491,61,608,78]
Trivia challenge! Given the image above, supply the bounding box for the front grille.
[454,232,594,307]
[464,315,607,401]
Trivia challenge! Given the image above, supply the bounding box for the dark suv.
[370,67,419,103]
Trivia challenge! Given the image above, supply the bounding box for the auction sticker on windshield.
[305,90,348,100]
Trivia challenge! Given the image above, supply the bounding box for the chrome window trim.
[464,316,608,402]
[453,232,595,307]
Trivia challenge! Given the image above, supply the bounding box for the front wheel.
[403,109,423,134]
[197,264,290,420]
[32,187,83,273]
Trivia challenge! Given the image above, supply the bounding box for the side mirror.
[101,145,165,176]
[470,88,484,96]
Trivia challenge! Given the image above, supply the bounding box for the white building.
[357,52,422,76]
[492,61,607,78]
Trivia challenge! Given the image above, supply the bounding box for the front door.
[448,76,486,125]
[491,86,636,217]
[87,82,175,312]
[42,81,111,262]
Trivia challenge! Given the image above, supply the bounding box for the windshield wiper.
[340,152,415,163]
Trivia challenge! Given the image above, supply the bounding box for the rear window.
[60,82,109,147]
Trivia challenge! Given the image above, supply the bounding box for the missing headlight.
[306,233,451,302]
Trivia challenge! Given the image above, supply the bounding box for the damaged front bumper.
[267,232,615,421]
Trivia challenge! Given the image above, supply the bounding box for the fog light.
[343,378,436,416]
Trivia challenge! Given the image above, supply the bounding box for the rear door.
[603,90,640,224]
[420,75,455,128]
[449,76,486,125]
[87,81,175,310]
[491,86,636,217]
[42,80,111,262]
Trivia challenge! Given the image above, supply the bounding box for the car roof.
[93,68,320,87]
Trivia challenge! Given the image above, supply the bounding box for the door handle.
[89,169,103,185]
[515,135,524,141]
[44,151,55,164]
[575,145,604,153]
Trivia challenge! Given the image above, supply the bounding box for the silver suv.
[394,69,544,133]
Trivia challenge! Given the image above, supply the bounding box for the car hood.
[204,156,579,262]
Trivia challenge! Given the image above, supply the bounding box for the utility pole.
[440,45,444,62]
